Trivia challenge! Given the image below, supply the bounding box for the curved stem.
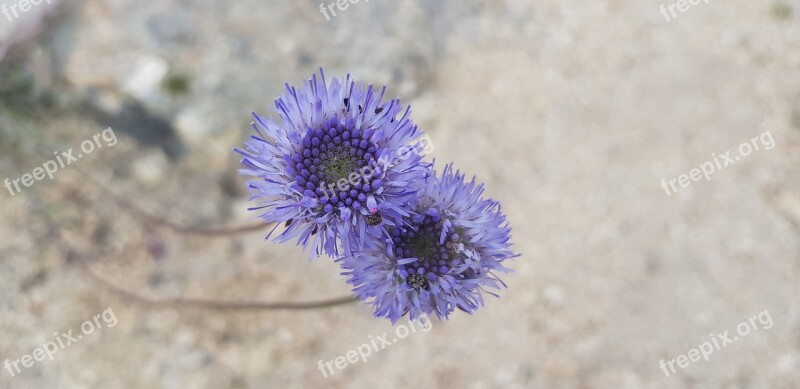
[47,198,355,311]
[76,169,270,236]
[71,247,356,311]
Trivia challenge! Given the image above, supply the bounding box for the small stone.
[277,328,294,343]
[543,285,565,307]
[774,190,800,227]
[93,91,124,115]
[493,369,515,386]
[122,54,169,102]
[132,149,169,185]
[175,107,213,145]
[778,353,797,371]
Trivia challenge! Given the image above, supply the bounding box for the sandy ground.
[1,0,799,388]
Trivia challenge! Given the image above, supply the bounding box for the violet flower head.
[236,70,430,257]
[338,163,518,322]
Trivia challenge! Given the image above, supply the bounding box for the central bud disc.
[292,117,382,213]
[393,210,462,291]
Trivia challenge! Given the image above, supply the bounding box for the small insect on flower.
[235,69,431,257]
[338,164,519,323]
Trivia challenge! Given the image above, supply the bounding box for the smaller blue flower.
[338,163,519,322]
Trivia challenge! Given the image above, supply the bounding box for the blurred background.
[1,0,800,388]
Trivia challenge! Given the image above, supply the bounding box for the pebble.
[175,107,213,146]
[543,285,565,307]
[132,148,169,186]
[122,54,169,102]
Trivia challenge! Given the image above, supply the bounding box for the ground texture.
[1,1,799,388]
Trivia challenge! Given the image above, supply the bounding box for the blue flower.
[338,164,518,322]
[236,70,431,257]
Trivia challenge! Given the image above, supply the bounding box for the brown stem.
[68,245,356,312]
[76,169,270,236]
[50,177,355,311]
